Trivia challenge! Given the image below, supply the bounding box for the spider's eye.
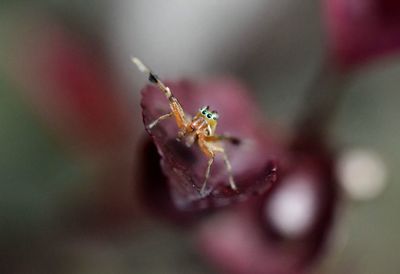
[212,112,219,120]
[207,113,212,119]
[200,105,209,115]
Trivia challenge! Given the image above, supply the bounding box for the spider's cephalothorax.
[178,105,219,147]
[195,105,219,135]
[132,57,238,195]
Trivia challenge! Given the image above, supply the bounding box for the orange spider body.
[178,106,218,147]
[132,57,238,194]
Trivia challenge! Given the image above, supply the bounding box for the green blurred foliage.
[0,76,84,235]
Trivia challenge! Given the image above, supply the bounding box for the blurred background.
[0,1,399,273]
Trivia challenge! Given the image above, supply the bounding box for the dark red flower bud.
[138,79,282,214]
[324,0,400,69]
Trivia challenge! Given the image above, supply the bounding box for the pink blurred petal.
[7,13,136,153]
[4,12,139,229]
[324,0,400,68]
[197,142,338,274]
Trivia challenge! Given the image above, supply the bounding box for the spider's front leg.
[147,112,173,129]
[198,135,238,195]
[147,103,189,131]
[133,57,189,132]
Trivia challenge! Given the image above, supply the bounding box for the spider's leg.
[206,134,241,145]
[198,136,216,195]
[199,136,238,194]
[221,150,237,191]
[147,112,173,129]
[201,157,214,195]
[132,57,188,131]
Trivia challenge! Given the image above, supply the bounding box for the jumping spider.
[132,57,239,195]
